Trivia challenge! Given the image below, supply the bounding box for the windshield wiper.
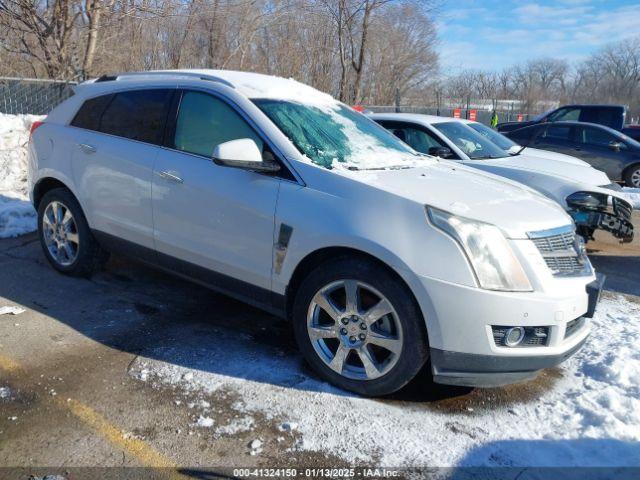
[513,145,527,156]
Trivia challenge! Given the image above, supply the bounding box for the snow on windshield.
[254,99,425,170]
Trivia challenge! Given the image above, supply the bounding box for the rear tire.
[624,164,640,188]
[37,188,109,277]
[292,256,429,396]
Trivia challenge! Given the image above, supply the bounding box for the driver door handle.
[157,170,183,184]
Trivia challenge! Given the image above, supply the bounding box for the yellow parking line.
[0,352,23,373]
[60,398,181,472]
[1,352,185,479]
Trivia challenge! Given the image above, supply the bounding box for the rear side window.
[543,125,572,141]
[580,126,625,149]
[548,107,580,122]
[71,94,112,131]
[173,91,263,157]
[580,108,623,130]
[99,89,173,145]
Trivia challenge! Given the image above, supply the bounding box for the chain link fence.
[0,77,77,115]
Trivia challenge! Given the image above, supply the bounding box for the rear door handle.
[78,143,96,154]
[157,170,183,184]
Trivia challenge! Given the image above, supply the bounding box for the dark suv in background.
[497,104,627,133]
[505,121,640,187]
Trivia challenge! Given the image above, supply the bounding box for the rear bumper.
[431,335,588,387]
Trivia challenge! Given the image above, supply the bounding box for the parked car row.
[370,113,634,243]
[29,70,605,396]
[496,103,640,142]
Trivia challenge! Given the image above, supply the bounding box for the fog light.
[505,327,525,347]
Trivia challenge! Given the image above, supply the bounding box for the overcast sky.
[438,0,640,73]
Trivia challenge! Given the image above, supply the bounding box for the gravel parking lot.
[1,215,639,477]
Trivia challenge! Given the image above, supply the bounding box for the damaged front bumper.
[570,196,634,243]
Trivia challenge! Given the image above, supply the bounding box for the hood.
[346,162,572,239]
[508,146,589,166]
[478,152,611,186]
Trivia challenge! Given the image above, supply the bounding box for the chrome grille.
[531,230,575,253]
[529,226,591,277]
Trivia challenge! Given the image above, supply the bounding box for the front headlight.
[427,207,533,292]
[566,191,609,211]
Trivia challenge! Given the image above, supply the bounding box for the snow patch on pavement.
[0,386,13,399]
[129,295,640,467]
[216,416,255,436]
[196,415,214,428]
[0,305,25,315]
[0,113,43,238]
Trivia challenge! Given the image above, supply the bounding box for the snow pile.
[0,113,42,238]
[622,187,640,209]
[130,294,640,467]
[0,305,26,315]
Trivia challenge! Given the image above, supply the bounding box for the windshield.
[433,122,508,160]
[253,99,419,170]
[468,122,518,150]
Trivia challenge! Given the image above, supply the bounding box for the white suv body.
[28,70,602,395]
[371,113,634,243]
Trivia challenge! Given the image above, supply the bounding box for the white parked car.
[28,70,602,396]
[371,113,634,243]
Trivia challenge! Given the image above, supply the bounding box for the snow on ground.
[622,188,640,209]
[130,294,640,467]
[0,113,42,238]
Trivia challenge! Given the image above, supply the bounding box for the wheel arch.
[621,161,640,185]
[284,246,437,345]
[33,177,72,209]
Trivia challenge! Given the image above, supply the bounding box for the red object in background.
[352,105,365,112]
[517,114,524,122]
[29,120,44,139]
[469,109,477,121]
[453,108,461,118]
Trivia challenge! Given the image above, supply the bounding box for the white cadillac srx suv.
[28,70,603,396]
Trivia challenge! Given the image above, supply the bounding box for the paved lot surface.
[0,215,638,478]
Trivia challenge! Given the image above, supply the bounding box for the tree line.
[434,36,640,118]
[1,1,638,117]
[0,0,438,105]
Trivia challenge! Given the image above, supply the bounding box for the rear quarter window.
[70,94,113,131]
[99,89,173,145]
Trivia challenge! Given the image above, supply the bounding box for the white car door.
[71,89,174,249]
[152,89,280,300]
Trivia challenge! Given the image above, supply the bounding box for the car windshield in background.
[468,122,518,151]
[433,122,508,160]
[253,99,419,170]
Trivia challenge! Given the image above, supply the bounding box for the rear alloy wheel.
[625,165,640,188]
[293,257,429,396]
[38,188,108,277]
[307,280,403,381]
[42,200,80,266]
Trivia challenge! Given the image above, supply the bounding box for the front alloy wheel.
[307,280,403,380]
[293,257,429,396]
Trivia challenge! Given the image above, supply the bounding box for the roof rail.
[93,71,235,88]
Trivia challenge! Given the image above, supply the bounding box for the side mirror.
[428,146,453,158]
[609,141,623,152]
[212,138,280,173]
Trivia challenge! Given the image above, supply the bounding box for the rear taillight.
[29,120,44,140]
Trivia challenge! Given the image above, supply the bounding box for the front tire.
[624,165,640,188]
[292,257,429,396]
[37,188,108,277]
